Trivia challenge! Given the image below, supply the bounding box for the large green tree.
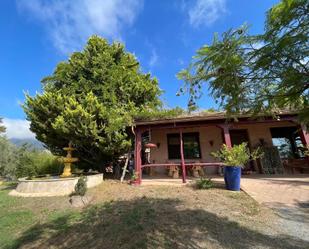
[24,36,162,170]
[0,118,6,134]
[178,0,308,123]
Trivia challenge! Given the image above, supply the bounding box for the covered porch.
[134,113,309,185]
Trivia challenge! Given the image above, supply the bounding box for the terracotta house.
[133,111,309,184]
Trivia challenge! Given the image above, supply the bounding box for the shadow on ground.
[266,179,309,187]
[8,197,308,249]
[266,201,309,242]
[243,175,309,188]
[268,201,309,222]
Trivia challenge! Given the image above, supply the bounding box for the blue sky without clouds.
[0,0,278,138]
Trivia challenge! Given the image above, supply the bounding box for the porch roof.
[135,110,298,126]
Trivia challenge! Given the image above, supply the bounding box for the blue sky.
[0,0,278,138]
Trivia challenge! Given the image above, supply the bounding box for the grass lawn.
[0,180,307,249]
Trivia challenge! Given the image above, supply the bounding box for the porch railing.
[141,162,225,168]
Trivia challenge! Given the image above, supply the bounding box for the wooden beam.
[219,124,232,148]
[135,113,298,126]
[136,115,298,131]
[180,131,186,183]
[134,128,142,185]
[300,125,309,146]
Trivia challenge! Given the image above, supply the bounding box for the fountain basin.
[9,173,103,197]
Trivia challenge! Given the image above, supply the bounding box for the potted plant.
[129,171,140,185]
[211,142,262,191]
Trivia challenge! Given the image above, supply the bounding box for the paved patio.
[241,174,309,208]
[241,174,309,242]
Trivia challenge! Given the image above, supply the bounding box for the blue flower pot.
[224,166,241,191]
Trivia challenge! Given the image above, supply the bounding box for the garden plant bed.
[1,180,308,249]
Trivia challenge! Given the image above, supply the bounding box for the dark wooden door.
[230,129,254,171]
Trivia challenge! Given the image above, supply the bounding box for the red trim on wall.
[218,124,232,148]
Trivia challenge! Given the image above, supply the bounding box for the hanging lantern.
[144,143,157,148]
[144,128,157,148]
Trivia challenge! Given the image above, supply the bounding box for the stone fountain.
[60,142,78,177]
[10,142,103,197]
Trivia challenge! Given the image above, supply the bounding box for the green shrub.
[74,176,87,196]
[32,151,63,176]
[0,137,64,180]
[0,137,18,180]
[0,138,63,180]
[15,146,63,179]
[196,178,214,189]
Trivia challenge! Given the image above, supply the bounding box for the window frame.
[167,132,202,160]
[167,133,181,159]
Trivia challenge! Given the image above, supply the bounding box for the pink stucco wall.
[147,121,297,175]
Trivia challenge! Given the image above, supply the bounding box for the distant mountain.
[10,138,45,150]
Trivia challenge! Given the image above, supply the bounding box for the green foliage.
[23,36,162,169]
[178,0,309,123]
[0,137,18,179]
[135,107,221,121]
[15,146,63,179]
[135,107,186,121]
[195,178,214,189]
[177,24,254,114]
[74,176,87,196]
[0,137,62,180]
[211,143,262,168]
[0,118,5,134]
[200,108,219,114]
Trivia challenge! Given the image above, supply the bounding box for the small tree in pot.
[211,142,262,191]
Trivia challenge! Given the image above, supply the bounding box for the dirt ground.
[4,180,309,249]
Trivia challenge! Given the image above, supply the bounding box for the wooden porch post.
[221,124,232,148]
[134,128,142,185]
[300,125,309,146]
[180,131,187,183]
